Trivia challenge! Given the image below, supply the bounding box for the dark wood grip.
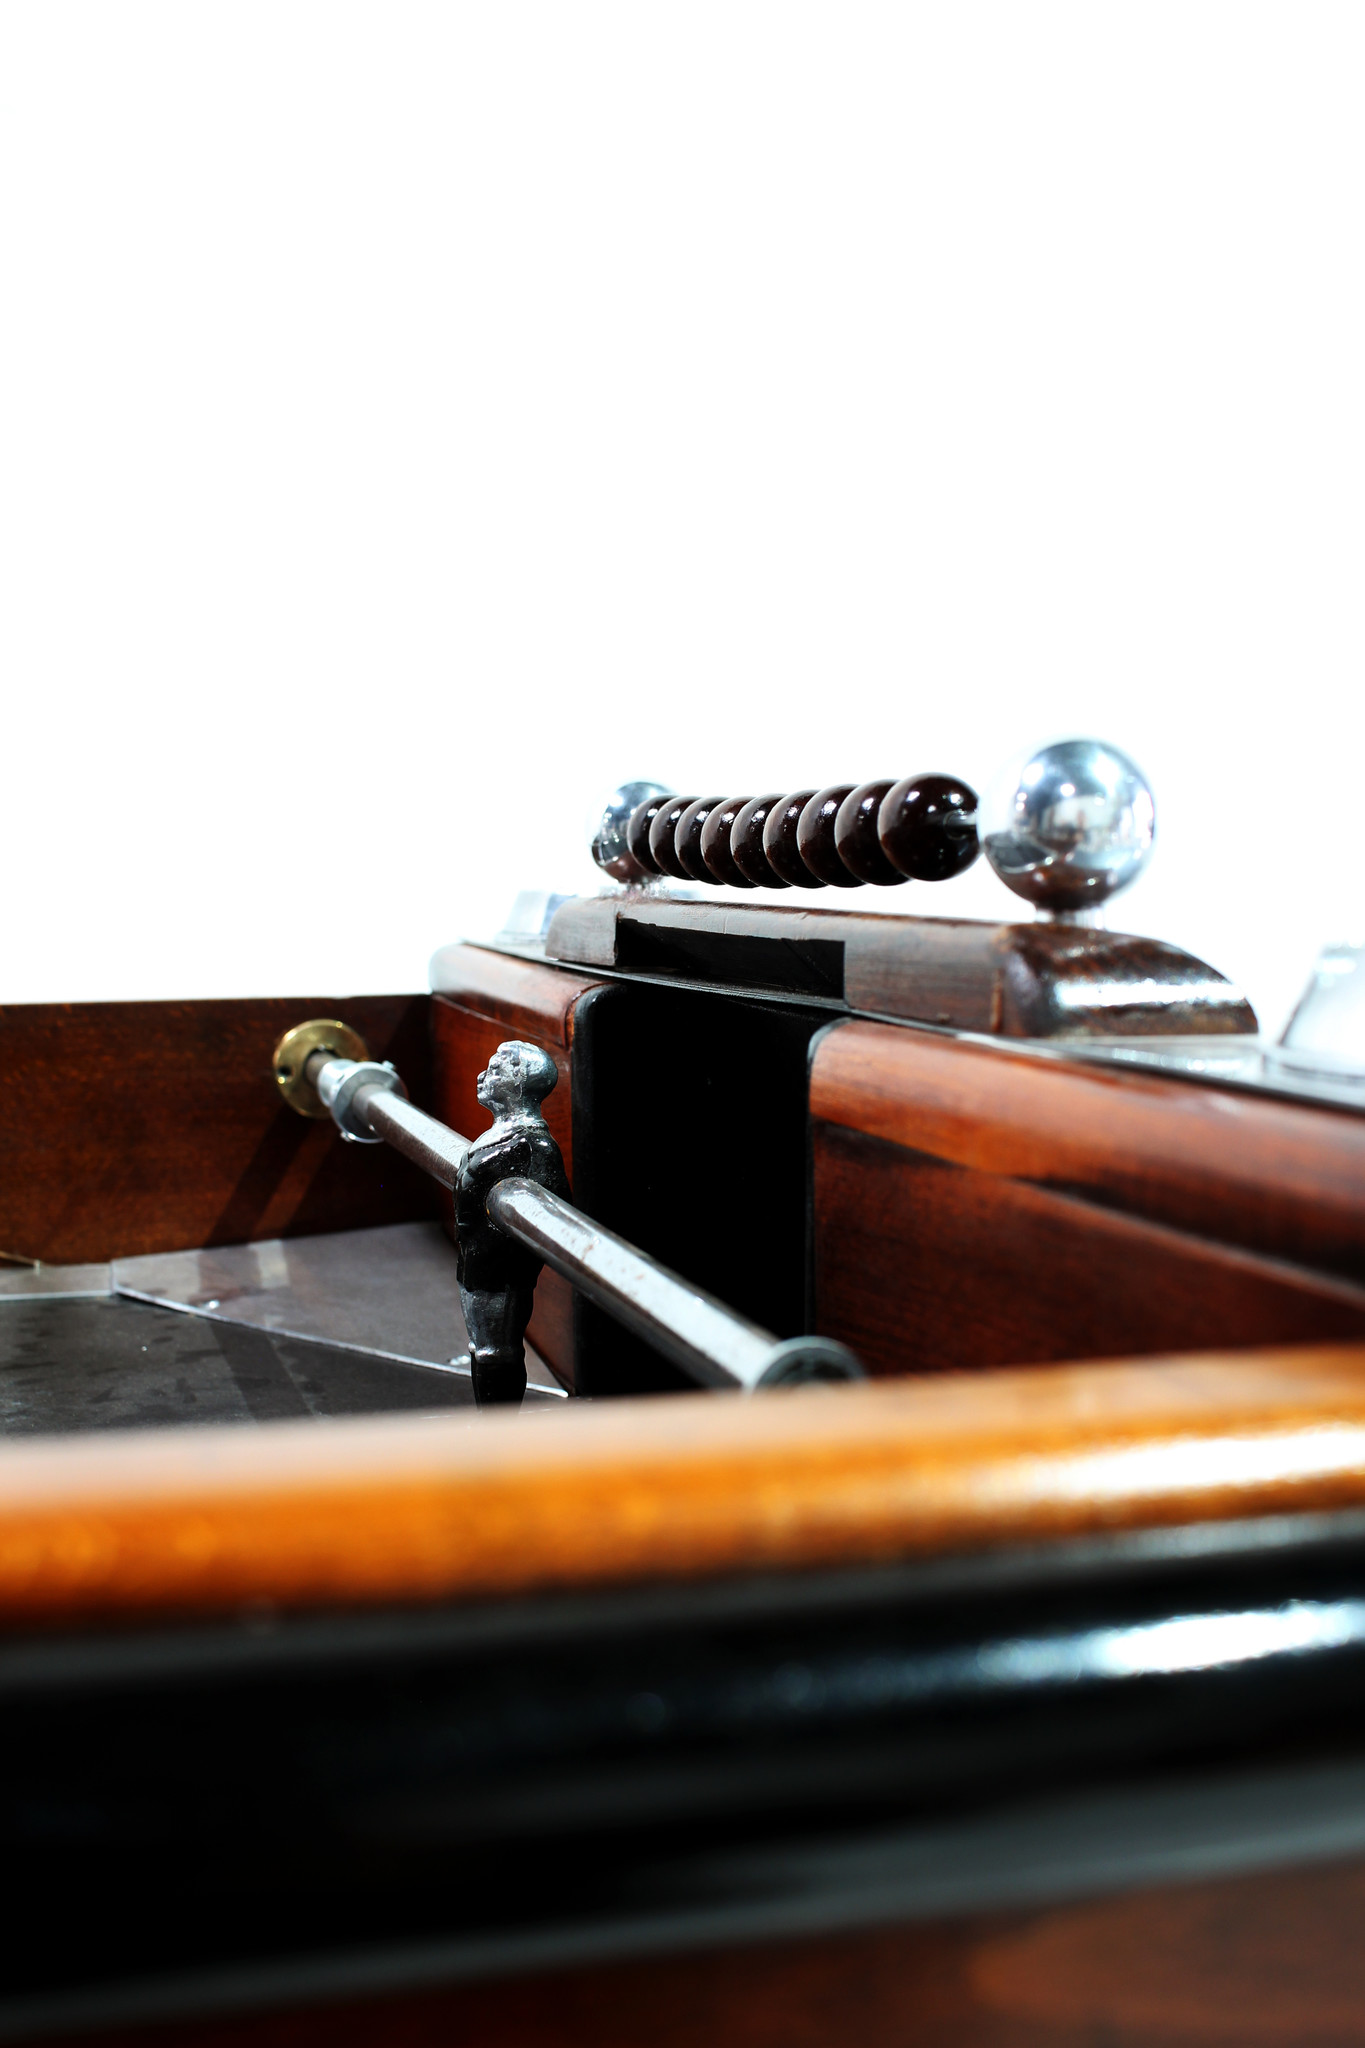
[623,773,982,889]
[762,790,824,887]
[796,785,862,886]
[835,778,908,885]
[879,772,981,880]
[699,797,757,887]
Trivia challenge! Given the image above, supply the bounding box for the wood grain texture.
[810,1023,1365,1279]
[34,1855,1365,2047]
[543,899,1254,1035]
[811,1022,1365,1375]
[429,945,603,1080]
[430,952,604,1388]
[847,918,1258,1038]
[0,997,435,1266]
[7,1344,1365,1622]
[816,1123,1365,1377]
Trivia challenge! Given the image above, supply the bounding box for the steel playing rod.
[486,1178,779,1391]
[308,1053,470,1186]
[361,1088,470,1187]
[308,1052,859,1390]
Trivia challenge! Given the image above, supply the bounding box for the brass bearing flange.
[272,1018,371,1118]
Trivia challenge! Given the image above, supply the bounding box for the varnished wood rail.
[811,1023,1365,1275]
[6,1345,1365,1622]
[810,1023,1365,1376]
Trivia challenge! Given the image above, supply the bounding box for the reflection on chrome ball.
[981,739,1155,915]
[591,780,672,884]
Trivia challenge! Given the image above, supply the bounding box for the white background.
[1,4,1360,1036]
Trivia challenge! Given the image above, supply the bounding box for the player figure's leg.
[458,1284,532,1406]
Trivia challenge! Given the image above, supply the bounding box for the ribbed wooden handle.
[624,776,980,889]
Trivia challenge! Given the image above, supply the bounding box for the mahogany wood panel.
[544,899,1255,1037]
[7,1343,1365,1622]
[35,1854,1365,2047]
[0,997,435,1266]
[811,1022,1365,1374]
[429,944,603,1092]
[811,1023,1365,1280]
[816,1123,1365,1377]
[430,949,604,1388]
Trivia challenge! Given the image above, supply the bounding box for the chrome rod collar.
[314,1057,406,1144]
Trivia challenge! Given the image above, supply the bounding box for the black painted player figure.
[454,1040,570,1405]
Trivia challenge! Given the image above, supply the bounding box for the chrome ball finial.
[980,739,1155,917]
[590,779,672,884]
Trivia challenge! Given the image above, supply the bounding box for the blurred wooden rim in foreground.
[5,1343,1365,1623]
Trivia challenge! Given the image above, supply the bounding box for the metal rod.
[486,1179,780,1391]
[310,1057,470,1187]
[360,1088,470,1188]
[307,1053,860,1390]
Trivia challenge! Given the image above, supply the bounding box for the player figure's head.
[476,1040,560,1118]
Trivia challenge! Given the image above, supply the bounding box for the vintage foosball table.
[4,742,1365,2046]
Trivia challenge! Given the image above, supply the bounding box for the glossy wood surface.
[812,1023,1365,1376]
[0,996,435,1266]
[429,949,605,1386]
[6,1343,1365,1621]
[877,771,982,881]
[625,792,671,874]
[699,795,757,887]
[428,946,601,1070]
[761,790,823,887]
[817,1121,1365,1375]
[545,900,1257,1035]
[675,796,727,882]
[813,1023,1365,1274]
[796,784,860,885]
[833,777,906,885]
[649,796,699,879]
[429,962,596,1182]
[730,794,791,888]
[36,1854,1365,2047]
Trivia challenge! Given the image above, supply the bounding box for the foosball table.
[4,739,1365,2046]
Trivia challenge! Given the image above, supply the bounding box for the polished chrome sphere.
[590,779,672,884]
[981,739,1155,916]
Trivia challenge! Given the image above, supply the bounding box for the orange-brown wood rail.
[8,1344,1365,1624]
[810,1022,1365,1276]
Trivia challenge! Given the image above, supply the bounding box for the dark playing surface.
[0,1295,476,1433]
